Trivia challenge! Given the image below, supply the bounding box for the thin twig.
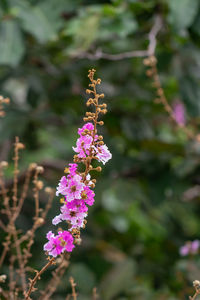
[24,257,55,300]
[92,287,98,300]
[69,277,77,300]
[39,254,70,300]
[12,137,20,209]
[9,255,16,300]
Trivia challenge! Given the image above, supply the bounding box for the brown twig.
[24,257,55,300]
[69,277,77,300]
[0,234,11,268]
[9,255,16,300]
[22,166,44,268]
[92,287,98,300]
[13,164,36,221]
[39,254,70,300]
[12,137,21,209]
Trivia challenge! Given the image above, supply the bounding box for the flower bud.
[0,161,8,168]
[16,143,25,150]
[45,187,53,194]
[98,121,104,126]
[36,180,44,190]
[96,166,102,172]
[36,166,44,173]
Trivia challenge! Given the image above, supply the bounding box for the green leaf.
[100,11,137,39]
[0,19,24,66]
[168,0,199,30]
[12,0,71,43]
[64,12,100,54]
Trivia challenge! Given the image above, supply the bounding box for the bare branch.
[74,15,162,61]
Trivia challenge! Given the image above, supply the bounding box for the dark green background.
[1,0,200,299]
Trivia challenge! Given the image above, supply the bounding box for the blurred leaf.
[99,10,137,39]
[0,19,24,66]
[179,76,200,116]
[100,259,135,299]
[64,11,100,54]
[13,0,68,43]
[168,0,199,30]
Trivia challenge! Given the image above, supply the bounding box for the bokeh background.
[1,0,200,299]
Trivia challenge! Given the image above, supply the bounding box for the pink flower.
[65,174,85,202]
[68,163,78,176]
[73,135,93,158]
[78,122,94,136]
[44,230,74,257]
[58,230,75,252]
[179,240,200,256]
[173,100,185,126]
[67,199,88,212]
[56,176,68,196]
[86,174,93,187]
[191,240,200,254]
[60,204,87,229]
[82,186,95,206]
[95,144,112,165]
[180,244,189,256]
[43,231,63,257]
[52,214,62,225]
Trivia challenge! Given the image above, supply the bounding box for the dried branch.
[24,257,55,300]
[9,255,16,300]
[0,136,56,298]
[3,159,66,190]
[75,15,162,60]
[12,137,24,209]
[39,254,70,300]
[69,277,77,300]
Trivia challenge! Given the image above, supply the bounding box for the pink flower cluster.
[44,123,111,257]
[179,240,200,256]
[73,122,112,164]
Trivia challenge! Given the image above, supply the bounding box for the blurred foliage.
[1,0,200,299]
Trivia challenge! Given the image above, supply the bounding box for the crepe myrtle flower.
[44,231,74,257]
[66,199,88,212]
[44,69,111,257]
[52,201,88,226]
[56,176,68,197]
[73,135,93,158]
[65,174,85,202]
[78,122,94,135]
[95,144,112,165]
[67,163,78,176]
[180,240,200,256]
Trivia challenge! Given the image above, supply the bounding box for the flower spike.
[44,69,112,257]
